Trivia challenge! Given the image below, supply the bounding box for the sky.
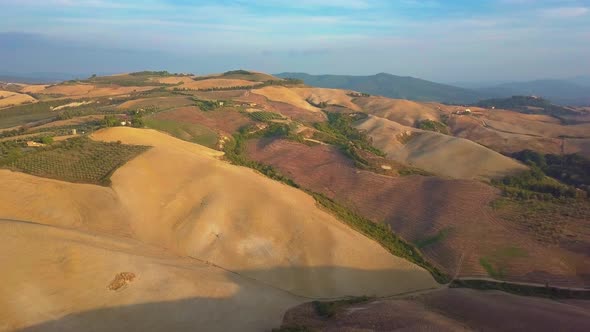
[0,0,589,82]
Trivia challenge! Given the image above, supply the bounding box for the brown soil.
[279,288,590,331]
[153,106,253,135]
[246,138,590,286]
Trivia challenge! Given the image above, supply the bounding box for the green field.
[144,117,218,148]
[2,137,149,185]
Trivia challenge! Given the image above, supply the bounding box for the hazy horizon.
[1,0,589,82]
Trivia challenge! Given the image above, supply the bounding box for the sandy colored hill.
[156,76,261,90]
[253,86,320,112]
[252,86,361,112]
[356,115,527,180]
[353,96,441,126]
[36,84,155,98]
[0,219,302,332]
[0,127,438,330]
[19,84,50,94]
[197,71,280,82]
[0,90,36,108]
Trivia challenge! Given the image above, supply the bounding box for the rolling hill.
[476,79,590,106]
[1,71,589,331]
[276,72,486,104]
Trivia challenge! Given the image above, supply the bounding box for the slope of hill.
[355,115,527,180]
[276,72,486,104]
[0,127,440,330]
[278,288,590,331]
[0,219,303,332]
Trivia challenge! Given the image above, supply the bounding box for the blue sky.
[0,0,589,81]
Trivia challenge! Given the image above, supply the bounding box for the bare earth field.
[356,115,527,180]
[279,288,590,331]
[36,84,156,98]
[153,106,253,134]
[252,86,362,113]
[116,96,194,110]
[353,96,442,126]
[246,138,590,286]
[0,90,37,108]
[19,84,50,93]
[156,76,261,90]
[0,219,303,332]
[0,127,438,331]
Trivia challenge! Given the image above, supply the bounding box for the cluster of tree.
[129,71,172,77]
[511,150,590,195]
[222,125,300,188]
[194,99,222,112]
[313,112,385,169]
[492,166,580,200]
[0,140,22,165]
[306,98,328,108]
[222,70,252,76]
[416,119,450,134]
[102,112,144,128]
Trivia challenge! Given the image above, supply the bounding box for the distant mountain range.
[275,72,485,104]
[2,69,589,106]
[476,79,590,106]
[0,72,90,84]
[276,73,590,106]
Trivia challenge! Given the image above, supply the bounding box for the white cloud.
[540,6,589,18]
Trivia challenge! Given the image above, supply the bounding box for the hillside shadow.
[15,265,436,332]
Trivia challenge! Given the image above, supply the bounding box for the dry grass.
[0,219,303,332]
[38,84,155,98]
[116,96,194,110]
[19,84,50,93]
[246,138,589,287]
[356,116,527,180]
[175,78,260,90]
[252,87,361,113]
[0,127,439,308]
[0,91,36,108]
[353,97,441,126]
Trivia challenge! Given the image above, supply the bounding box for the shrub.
[492,167,579,199]
[312,296,371,318]
[39,136,54,145]
[416,119,450,134]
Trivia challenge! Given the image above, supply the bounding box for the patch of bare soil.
[107,272,136,291]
